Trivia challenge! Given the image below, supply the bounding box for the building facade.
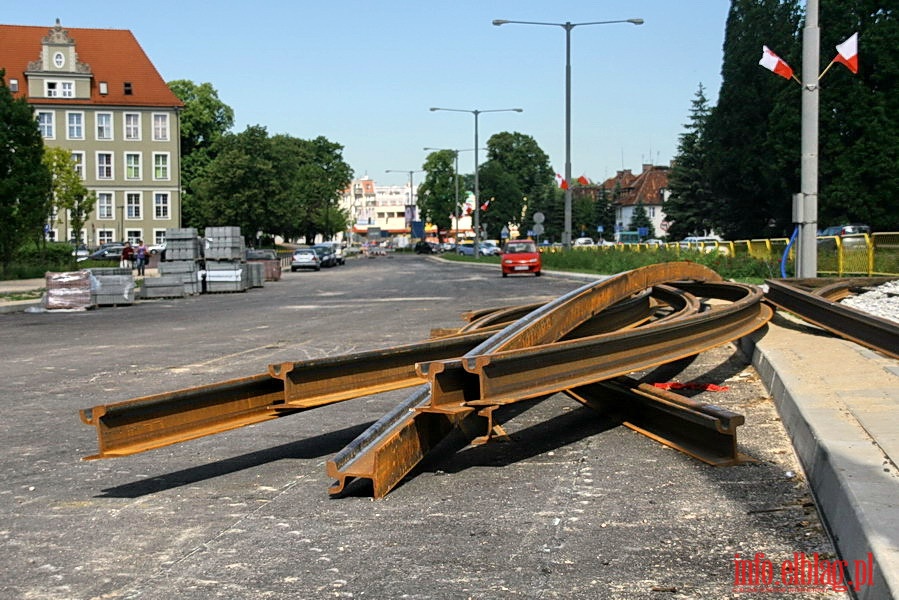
[0,20,183,247]
[597,164,671,239]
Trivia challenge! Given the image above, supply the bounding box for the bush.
[0,241,79,280]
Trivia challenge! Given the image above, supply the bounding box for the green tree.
[704,0,802,239]
[0,70,52,270]
[192,125,279,244]
[477,160,523,239]
[294,136,353,242]
[594,187,616,243]
[817,1,899,231]
[167,80,235,228]
[43,147,96,245]
[665,84,716,239]
[418,150,459,240]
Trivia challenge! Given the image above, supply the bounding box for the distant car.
[81,244,125,262]
[573,237,595,246]
[311,244,338,267]
[819,224,870,237]
[501,239,542,277]
[643,238,665,246]
[318,241,346,265]
[457,241,491,256]
[149,242,166,255]
[414,241,439,254]
[246,249,279,261]
[290,248,321,271]
[71,243,90,259]
[480,241,502,256]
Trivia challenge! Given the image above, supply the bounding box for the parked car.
[457,241,491,256]
[80,243,125,262]
[501,239,542,277]
[318,241,346,265]
[246,249,278,261]
[70,243,90,259]
[290,248,321,271]
[573,237,595,246]
[148,242,166,255]
[819,224,870,237]
[414,241,439,254]
[311,244,338,267]
[480,240,502,256]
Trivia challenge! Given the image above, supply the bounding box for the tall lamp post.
[430,107,523,257]
[423,147,481,244]
[493,17,643,249]
[385,169,423,236]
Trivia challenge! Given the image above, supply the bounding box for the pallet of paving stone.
[140,275,186,299]
[91,274,135,306]
[44,270,94,310]
[159,261,201,295]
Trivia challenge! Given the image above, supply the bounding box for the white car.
[573,237,595,246]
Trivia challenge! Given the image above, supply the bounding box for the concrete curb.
[741,324,899,600]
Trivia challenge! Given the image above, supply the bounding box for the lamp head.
[628,18,644,25]
[492,19,508,26]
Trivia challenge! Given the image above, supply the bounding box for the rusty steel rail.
[80,330,497,459]
[765,277,899,359]
[327,263,770,497]
[565,376,749,467]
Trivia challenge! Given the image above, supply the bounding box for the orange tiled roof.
[0,22,182,108]
[616,165,669,207]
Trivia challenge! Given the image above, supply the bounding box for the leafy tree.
[167,80,235,228]
[594,187,616,242]
[665,84,716,239]
[0,70,52,270]
[43,147,95,244]
[418,150,459,241]
[817,0,899,231]
[293,136,353,242]
[477,160,523,239]
[704,0,802,239]
[192,125,279,244]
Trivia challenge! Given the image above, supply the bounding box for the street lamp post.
[430,107,523,257]
[493,17,643,249]
[423,147,482,245]
[385,169,423,236]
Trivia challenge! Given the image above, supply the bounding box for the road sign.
[533,212,545,224]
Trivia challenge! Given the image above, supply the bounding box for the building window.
[153,153,169,180]
[9,79,18,92]
[45,80,74,98]
[54,52,65,68]
[648,206,656,218]
[126,229,142,243]
[98,229,115,245]
[126,192,142,219]
[97,153,113,179]
[96,113,113,140]
[124,113,141,140]
[71,152,85,179]
[125,153,141,180]
[67,112,83,139]
[37,112,54,138]
[154,193,170,219]
[97,193,113,219]
[152,114,169,141]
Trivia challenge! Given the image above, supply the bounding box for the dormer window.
[54,52,65,68]
[124,82,133,95]
[99,81,108,95]
[9,79,17,92]
[45,80,74,98]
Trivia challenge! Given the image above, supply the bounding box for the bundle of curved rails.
[80,262,774,498]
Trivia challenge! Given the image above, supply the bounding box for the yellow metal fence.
[559,233,899,277]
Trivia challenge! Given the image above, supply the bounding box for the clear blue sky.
[6,0,730,186]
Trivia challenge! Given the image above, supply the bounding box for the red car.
[501,239,542,277]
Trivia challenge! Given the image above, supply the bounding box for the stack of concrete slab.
[164,228,201,262]
[158,261,201,295]
[205,261,248,293]
[88,268,135,306]
[205,226,245,261]
[140,275,185,299]
[44,270,94,310]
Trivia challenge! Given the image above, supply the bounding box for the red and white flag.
[480,199,490,212]
[555,173,569,190]
[759,45,794,80]
[834,32,858,74]
[577,174,590,186]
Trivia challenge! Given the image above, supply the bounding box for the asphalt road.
[0,255,847,599]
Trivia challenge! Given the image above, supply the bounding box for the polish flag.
[577,174,590,186]
[759,46,794,80]
[480,199,490,212]
[834,33,858,74]
[555,173,569,190]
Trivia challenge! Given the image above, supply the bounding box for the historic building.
[0,20,183,247]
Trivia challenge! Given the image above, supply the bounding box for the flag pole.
[818,59,836,80]
[796,0,820,278]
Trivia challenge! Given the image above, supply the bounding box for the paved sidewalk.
[741,313,899,600]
